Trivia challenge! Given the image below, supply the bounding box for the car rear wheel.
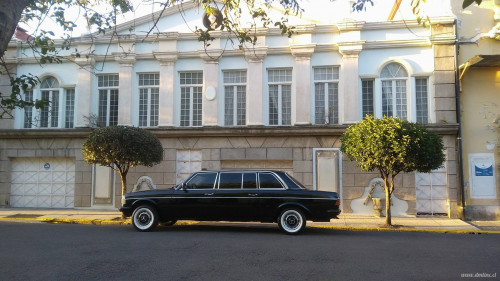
[132,205,158,232]
[278,208,306,234]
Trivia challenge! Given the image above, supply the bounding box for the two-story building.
[0,0,461,218]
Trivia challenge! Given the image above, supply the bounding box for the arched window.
[21,75,75,129]
[361,61,430,123]
[380,62,408,120]
[40,76,60,128]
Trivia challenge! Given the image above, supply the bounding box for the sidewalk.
[1,208,499,234]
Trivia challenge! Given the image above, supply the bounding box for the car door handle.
[248,193,258,197]
[204,192,215,196]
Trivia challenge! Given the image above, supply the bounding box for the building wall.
[0,5,460,217]
[454,0,500,220]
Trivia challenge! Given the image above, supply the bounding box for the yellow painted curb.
[308,224,500,235]
[2,217,500,234]
[0,217,129,225]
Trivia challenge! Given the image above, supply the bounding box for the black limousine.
[120,170,341,234]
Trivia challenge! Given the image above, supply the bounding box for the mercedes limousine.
[120,170,341,234]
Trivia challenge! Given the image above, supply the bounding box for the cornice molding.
[0,124,460,139]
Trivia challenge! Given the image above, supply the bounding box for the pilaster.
[430,22,456,123]
[291,45,315,125]
[155,52,178,127]
[75,56,95,128]
[339,44,363,124]
[114,53,136,126]
[245,47,268,126]
[200,50,223,126]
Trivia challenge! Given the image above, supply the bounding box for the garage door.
[10,158,75,208]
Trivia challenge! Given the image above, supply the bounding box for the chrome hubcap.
[281,210,303,232]
[134,208,154,230]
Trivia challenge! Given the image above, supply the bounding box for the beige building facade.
[455,0,500,219]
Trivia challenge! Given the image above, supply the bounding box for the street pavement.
[1,207,499,234]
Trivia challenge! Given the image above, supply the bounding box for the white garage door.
[10,158,75,208]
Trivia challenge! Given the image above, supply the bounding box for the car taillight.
[335,200,341,206]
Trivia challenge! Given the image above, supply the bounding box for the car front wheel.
[132,205,158,232]
[278,208,306,234]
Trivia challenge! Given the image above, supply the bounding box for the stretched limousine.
[120,170,341,234]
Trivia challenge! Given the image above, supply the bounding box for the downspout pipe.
[454,19,466,220]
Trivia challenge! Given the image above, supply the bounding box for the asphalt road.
[0,221,498,281]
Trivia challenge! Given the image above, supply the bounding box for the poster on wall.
[469,153,497,199]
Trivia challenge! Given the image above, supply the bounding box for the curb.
[2,217,500,235]
[308,224,500,235]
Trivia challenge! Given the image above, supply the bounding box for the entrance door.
[92,165,115,206]
[313,149,341,193]
[416,163,449,216]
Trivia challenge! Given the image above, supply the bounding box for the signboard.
[469,153,497,199]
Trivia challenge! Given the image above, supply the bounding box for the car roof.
[196,170,285,173]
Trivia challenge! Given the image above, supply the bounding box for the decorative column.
[200,50,223,126]
[115,53,135,126]
[338,21,364,124]
[338,45,362,124]
[154,52,178,127]
[74,55,95,128]
[245,47,267,126]
[291,44,315,125]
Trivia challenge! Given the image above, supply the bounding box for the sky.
[18,0,422,39]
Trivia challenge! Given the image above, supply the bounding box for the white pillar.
[338,22,363,124]
[155,53,177,127]
[115,54,135,126]
[75,56,94,128]
[339,48,361,124]
[200,51,221,126]
[291,45,315,125]
[245,48,267,126]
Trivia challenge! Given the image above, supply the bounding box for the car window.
[258,173,284,189]
[279,172,305,189]
[185,173,217,189]
[219,173,243,189]
[242,173,257,189]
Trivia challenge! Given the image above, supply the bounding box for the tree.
[82,126,163,213]
[340,116,445,226]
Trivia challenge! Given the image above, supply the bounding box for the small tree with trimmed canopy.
[340,116,445,226]
[82,126,163,210]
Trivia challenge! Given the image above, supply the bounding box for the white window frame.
[97,74,119,127]
[267,68,292,126]
[20,76,75,129]
[138,73,160,127]
[313,66,339,125]
[365,61,433,123]
[179,71,203,127]
[223,70,247,126]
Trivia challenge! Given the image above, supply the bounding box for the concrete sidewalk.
[1,208,499,234]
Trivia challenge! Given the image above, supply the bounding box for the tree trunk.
[384,177,392,226]
[385,185,392,226]
[118,170,128,220]
[0,0,31,58]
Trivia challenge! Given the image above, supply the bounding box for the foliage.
[82,126,163,206]
[82,125,163,170]
[340,116,445,225]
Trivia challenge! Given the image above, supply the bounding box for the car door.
[171,172,218,220]
[255,172,287,220]
[215,172,259,221]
